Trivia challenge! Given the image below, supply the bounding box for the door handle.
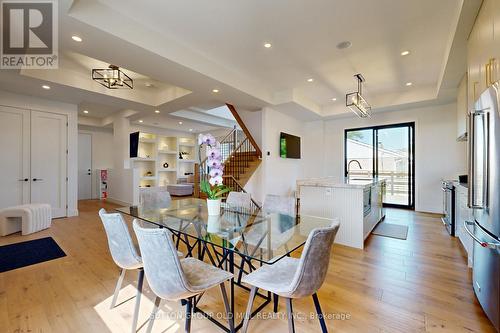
[464,221,499,249]
[18,178,29,182]
[468,110,489,209]
[32,178,43,182]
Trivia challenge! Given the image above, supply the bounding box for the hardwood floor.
[0,200,495,333]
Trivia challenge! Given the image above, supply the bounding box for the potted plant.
[198,133,231,215]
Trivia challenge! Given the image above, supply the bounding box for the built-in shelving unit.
[130,132,196,188]
[178,137,196,179]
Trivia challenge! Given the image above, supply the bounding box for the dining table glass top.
[116,198,333,264]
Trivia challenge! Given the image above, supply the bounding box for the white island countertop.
[297,177,385,190]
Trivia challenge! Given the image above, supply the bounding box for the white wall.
[78,125,114,199]
[106,116,198,205]
[244,102,466,214]
[0,90,79,216]
[248,107,304,203]
[239,109,263,148]
[303,103,466,213]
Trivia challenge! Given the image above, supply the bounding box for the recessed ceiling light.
[264,42,272,48]
[154,110,160,113]
[406,82,413,86]
[83,110,89,114]
[139,120,143,123]
[307,78,314,82]
[42,85,50,90]
[189,128,193,132]
[178,121,183,125]
[212,89,219,93]
[71,35,82,42]
[401,50,410,56]
[331,98,337,101]
[145,82,153,87]
[336,41,352,50]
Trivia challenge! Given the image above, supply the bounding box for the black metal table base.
[188,239,272,332]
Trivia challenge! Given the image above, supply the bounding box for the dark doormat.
[0,237,66,273]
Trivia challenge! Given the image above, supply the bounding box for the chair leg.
[185,297,193,333]
[219,283,235,333]
[273,294,279,313]
[241,286,258,333]
[110,268,126,309]
[312,293,328,333]
[146,296,161,333]
[285,298,295,333]
[131,269,144,333]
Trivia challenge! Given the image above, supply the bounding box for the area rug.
[372,223,409,240]
[0,237,66,273]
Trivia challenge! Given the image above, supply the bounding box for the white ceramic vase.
[206,198,221,216]
[207,215,221,233]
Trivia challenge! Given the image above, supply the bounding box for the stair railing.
[194,127,257,197]
[222,175,261,210]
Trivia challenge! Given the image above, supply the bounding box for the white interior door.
[0,106,30,208]
[31,111,68,218]
[78,133,92,200]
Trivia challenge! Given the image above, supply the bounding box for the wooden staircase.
[194,104,262,207]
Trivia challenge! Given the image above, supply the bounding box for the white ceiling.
[0,0,481,126]
[97,0,459,106]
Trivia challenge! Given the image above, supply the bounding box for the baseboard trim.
[67,209,79,217]
[106,197,132,207]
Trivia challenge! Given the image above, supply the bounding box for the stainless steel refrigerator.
[465,82,500,331]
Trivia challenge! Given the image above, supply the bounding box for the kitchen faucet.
[347,159,362,177]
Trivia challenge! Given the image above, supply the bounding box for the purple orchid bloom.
[209,167,224,178]
[205,134,216,146]
[207,158,222,169]
[209,175,223,186]
[207,147,222,160]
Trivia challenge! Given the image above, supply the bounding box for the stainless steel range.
[441,180,455,236]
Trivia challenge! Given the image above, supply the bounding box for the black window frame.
[344,122,415,209]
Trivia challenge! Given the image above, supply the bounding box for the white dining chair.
[133,219,235,333]
[241,219,340,333]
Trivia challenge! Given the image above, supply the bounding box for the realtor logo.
[1,0,58,69]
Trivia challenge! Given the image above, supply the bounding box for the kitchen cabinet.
[296,178,385,249]
[467,0,498,110]
[454,183,473,268]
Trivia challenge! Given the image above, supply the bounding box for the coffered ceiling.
[0,0,481,125]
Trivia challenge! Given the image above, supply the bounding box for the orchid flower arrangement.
[198,133,231,200]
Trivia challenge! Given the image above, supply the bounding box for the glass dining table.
[116,197,333,332]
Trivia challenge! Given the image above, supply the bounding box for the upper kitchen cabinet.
[493,0,500,84]
[467,0,496,110]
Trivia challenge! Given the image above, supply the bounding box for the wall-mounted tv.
[130,131,140,158]
[280,132,301,159]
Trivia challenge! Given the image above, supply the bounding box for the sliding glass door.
[345,122,415,209]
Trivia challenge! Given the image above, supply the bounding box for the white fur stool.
[0,204,52,236]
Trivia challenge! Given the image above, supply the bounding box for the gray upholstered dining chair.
[262,194,296,217]
[98,209,144,333]
[241,219,340,333]
[139,186,172,208]
[132,219,235,333]
[226,191,252,209]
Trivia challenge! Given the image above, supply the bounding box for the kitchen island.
[296,177,386,249]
